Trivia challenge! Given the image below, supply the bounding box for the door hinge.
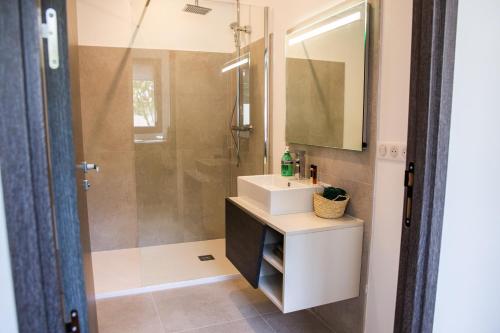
[65,309,80,333]
[40,8,59,69]
[403,162,415,227]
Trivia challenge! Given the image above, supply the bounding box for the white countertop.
[228,197,364,236]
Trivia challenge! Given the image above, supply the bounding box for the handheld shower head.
[183,0,212,15]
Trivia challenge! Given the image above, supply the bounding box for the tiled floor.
[92,239,239,297]
[96,278,333,333]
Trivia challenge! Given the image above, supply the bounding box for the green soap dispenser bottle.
[281,146,294,177]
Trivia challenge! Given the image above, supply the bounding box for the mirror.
[285,0,369,151]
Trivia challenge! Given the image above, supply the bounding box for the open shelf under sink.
[263,244,283,273]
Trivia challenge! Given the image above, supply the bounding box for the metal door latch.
[404,162,415,227]
[65,309,80,333]
[82,179,91,191]
[40,8,59,69]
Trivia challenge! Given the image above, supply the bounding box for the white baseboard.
[95,273,241,300]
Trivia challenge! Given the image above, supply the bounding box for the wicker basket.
[313,192,350,219]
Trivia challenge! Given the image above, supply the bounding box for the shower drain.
[198,254,215,261]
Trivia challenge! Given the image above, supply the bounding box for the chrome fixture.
[82,179,91,191]
[183,0,212,15]
[77,161,100,173]
[263,7,270,174]
[294,151,307,180]
[77,161,99,191]
[227,0,252,167]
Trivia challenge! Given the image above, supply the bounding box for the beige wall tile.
[85,151,138,251]
[78,46,134,154]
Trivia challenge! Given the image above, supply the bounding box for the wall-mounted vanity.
[225,0,370,314]
[225,175,363,313]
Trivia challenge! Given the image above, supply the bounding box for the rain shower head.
[183,0,212,15]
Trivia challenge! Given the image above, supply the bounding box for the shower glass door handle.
[77,161,99,191]
[77,161,100,173]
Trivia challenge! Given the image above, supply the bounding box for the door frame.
[394,0,458,332]
[41,0,96,332]
[0,0,65,332]
[1,0,460,332]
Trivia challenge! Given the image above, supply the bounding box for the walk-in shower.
[70,0,271,296]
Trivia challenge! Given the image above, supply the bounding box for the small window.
[133,79,157,127]
[132,59,166,143]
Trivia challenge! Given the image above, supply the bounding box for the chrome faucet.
[294,150,306,180]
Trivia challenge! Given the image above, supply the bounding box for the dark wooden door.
[394,0,458,332]
[40,0,97,332]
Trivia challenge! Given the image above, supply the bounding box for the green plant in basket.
[322,186,347,201]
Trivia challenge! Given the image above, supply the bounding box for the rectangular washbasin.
[237,175,321,215]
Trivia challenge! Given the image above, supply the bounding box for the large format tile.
[152,279,260,332]
[97,293,164,333]
[185,317,274,333]
[86,150,138,251]
[78,46,134,153]
[263,311,333,333]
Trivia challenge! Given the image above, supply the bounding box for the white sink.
[237,174,321,215]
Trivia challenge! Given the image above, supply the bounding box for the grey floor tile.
[228,278,281,315]
[96,293,164,333]
[185,317,275,333]
[263,311,333,333]
[151,280,261,332]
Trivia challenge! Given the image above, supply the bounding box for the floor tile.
[263,311,333,333]
[96,293,164,333]
[227,279,281,315]
[152,280,260,332]
[185,317,275,333]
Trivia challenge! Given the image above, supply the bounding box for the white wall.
[433,1,500,332]
[0,169,19,333]
[364,1,412,333]
[76,0,265,52]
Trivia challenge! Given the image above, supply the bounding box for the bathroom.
[2,0,500,333]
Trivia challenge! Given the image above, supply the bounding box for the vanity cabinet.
[225,197,364,313]
[225,199,267,288]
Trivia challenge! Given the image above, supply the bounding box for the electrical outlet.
[378,144,388,158]
[377,141,406,162]
[389,144,399,158]
[401,144,407,160]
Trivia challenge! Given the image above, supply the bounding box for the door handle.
[403,162,414,227]
[77,161,100,173]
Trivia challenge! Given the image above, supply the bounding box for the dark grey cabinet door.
[225,199,267,288]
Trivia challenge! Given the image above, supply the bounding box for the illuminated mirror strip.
[221,57,249,73]
[288,11,361,46]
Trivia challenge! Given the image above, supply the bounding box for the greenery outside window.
[133,59,165,142]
